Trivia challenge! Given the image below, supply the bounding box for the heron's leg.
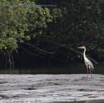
[86,67,88,78]
[90,69,92,78]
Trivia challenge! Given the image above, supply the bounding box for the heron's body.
[78,46,94,78]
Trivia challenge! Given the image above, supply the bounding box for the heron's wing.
[84,58,94,70]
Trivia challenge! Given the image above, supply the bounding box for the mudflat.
[0,74,104,103]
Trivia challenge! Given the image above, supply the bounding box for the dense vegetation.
[0,0,104,69]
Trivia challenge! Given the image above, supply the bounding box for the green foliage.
[1,0,104,67]
[0,0,53,52]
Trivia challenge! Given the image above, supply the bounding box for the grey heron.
[78,46,94,78]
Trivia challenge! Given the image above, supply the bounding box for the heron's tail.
[91,67,94,71]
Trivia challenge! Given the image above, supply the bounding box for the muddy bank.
[0,74,104,103]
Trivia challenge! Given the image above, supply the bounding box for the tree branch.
[40,39,98,64]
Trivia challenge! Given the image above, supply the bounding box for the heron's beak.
[78,47,82,49]
[78,47,83,49]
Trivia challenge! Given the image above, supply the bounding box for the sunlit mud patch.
[88,93,103,98]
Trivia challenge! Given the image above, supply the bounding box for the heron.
[78,46,94,78]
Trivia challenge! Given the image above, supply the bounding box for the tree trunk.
[5,52,15,70]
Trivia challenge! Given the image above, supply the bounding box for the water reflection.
[0,63,104,74]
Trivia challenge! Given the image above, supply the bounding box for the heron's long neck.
[83,48,86,58]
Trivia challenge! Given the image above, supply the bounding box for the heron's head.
[78,46,86,50]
